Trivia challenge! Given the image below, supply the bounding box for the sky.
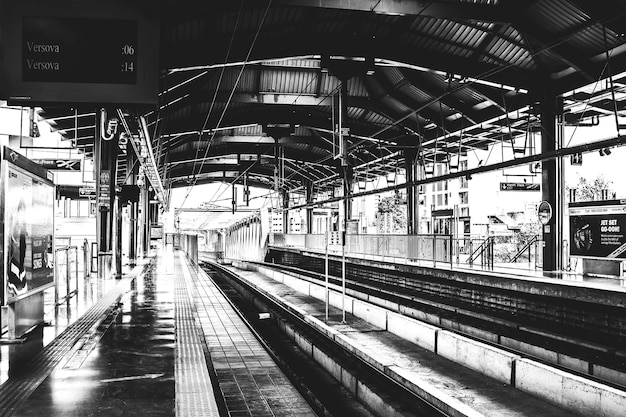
[563,117,626,197]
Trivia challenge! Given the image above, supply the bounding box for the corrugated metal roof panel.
[404,83,434,104]
[380,96,412,115]
[260,68,318,95]
[347,78,369,97]
[263,58,319,68]
[484,26,535,70]
[384,67,405,86]
[363,111,392,126]
[526,0,588,34]
[409,18,487,58]
[320,73,341,96]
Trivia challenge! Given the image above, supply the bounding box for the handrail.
[468,236,494,268]
[509,235,539,263]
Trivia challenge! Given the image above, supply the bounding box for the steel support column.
[540,89,564,272]
[115,196,122,278]
[305,180,314,234]
[281,190,289,233]
[140,184,150,256]
[95,108,118,279]
[127,149,138,266]
[404,148,419,235]
[339,80,353,225]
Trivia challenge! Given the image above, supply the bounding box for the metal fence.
[270,233,543,270]
[55,245,79,304]
[272,233,453,265]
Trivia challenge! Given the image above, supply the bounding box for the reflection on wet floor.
[7,258,176,417]
[0,273,118,386]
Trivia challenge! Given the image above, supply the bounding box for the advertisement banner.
[4,164,54,304]
[569,201,626,259]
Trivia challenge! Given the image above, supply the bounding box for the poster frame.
[568,199,626,261]
[2,146,55,306]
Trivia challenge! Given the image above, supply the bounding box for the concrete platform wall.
[239,260,626,417]
[266,248,626,368]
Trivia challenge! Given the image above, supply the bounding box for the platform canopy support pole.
[305,180,314,234]
[94,108,119,279]
[140,180,150,257]
[404,147,419,235]
[127,149,138,266]
[539,87,564,273]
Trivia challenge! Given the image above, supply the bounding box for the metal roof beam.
[512,19,597,82]
[567,0,626,38]
[275,0,511,23]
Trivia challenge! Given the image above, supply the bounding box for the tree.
[376,193,407,233]
[567,175,615,202]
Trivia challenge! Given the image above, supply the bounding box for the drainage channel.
[201,261,447,417]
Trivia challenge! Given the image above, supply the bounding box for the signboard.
[570,152,583,166]
[22,17,137,84]
[500,182,540,191]
[150,223,163,239]
[569,200,626,259]
[4,162,54,304]
[79,187,96,197]
[98,170,111,211]
[0,0,158,105]
[33,158,81,171]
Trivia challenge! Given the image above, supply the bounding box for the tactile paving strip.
[176,253,220,417]
[0,272,142,417]
[183,256,317,417]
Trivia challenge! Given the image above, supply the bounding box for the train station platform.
[0,248,316,417]
[3,241,625,417]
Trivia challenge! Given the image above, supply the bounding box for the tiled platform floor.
[1,249,315,417]
[181,254,317,417]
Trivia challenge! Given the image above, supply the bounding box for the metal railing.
[269,233,544,271]
[55,245,79,304]
[510,235,540,264]
[272,233,454,266]
[468,236,494,268]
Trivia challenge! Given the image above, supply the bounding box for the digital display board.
[22,17,137,84]
[569,200,626,260]
[0,0,158,105]
[3,156,54,304]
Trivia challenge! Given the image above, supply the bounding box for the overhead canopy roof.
[38,0,626,205]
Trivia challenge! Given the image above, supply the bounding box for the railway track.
[245,258,626,390]
[200,260,448,417]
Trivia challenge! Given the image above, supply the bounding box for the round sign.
[537,200,552,225]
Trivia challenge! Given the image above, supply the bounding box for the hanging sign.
[500,182,540,191]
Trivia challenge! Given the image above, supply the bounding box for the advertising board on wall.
[569,199,626,260]
[3,151,55,305]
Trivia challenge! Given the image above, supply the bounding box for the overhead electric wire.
[178,0,246,208]
[197,0,275,208]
